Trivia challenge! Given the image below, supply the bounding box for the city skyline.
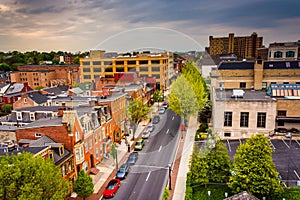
[0,0,299,53]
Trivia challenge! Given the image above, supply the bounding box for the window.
[61,165,66,176]
[93,61,101,65]
[224,132,231,137]
[286,51,295,58]
[278,110,286,116]
[283,82,289,84]
[93,67,101,72]
[94,75,101,79]
[85,143,88,153]
[89,139,92,150]
[16,112,22,120]
[24,98,27,103]
[127,60,136,65]
[30,113,35,121]
[75,130,80,142]
[59,146,64,156]
[35,133,42,138]
[257,112,266,128]
[240,112,249,127]
[83,68,91,72]
[128,67,136,72]
[104,61,112,66]
[262,82,267,89]
[96,148,99,159]
[140,67,148,72]
[82,61,90,65]
[151,60,160,64]
[274,51,283,58]
[152,74,160,79]
[152,67,160,72]
[224,112,232,127]
[116,61,124,65]
[104,67,113,72]
[139,60,148,65]
[49,151,54,161]
[116,67,124,72]
[83,75,91,79]
[240,82,246,88]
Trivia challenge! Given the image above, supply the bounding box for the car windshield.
[107,182,117,190]
[119,168,126,173]
[136,141,141,145]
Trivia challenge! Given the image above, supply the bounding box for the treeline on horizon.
[0,51,90,71]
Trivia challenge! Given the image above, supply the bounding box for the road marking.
[158,145,162,152]
[296,140,300,147]
[166,129,169,134]
[146,171,151,181]
[227,140,231,152]
[294,170,300,180]
[172,116,174,120]
[282,139,290,149]
[270,140,276,150]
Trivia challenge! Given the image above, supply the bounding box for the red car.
[103,179,121,198]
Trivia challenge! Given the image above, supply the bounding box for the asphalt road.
[105,109,181,200]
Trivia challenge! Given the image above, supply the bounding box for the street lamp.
[168,163,172,190]
[208,190,211,200]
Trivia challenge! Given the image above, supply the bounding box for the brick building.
[208,32,263,59]
[10,64,79,88]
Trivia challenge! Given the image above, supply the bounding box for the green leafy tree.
[228,134,283,197]
[1,104,12,114]
[0,63,11,71]
[0,152,70,199]
[206,140,232,183]
[168,75,199,121]
[73,170,94,200]
[34,85,45,90]
[153,89,164,102]
[162,187,170,200]
[128,98,150,140]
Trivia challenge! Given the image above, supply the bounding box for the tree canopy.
[128,98,150,124]
[228,134,283,197]
[0,152,70,199]
[73,170,94,199]
[169,62,208,120]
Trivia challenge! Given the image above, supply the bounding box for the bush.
[163,187,170,200]
[195,132,207,141]
[197,123,208,133]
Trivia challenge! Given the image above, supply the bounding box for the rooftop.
[18,117,63,129]
[215,89,275,102]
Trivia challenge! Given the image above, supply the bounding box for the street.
[105,109,181,200]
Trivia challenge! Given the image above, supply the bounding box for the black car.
[127,151,138,165]
[152,115,160,124]
[116,163,130,179]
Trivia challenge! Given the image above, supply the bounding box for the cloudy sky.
[0,0,299,53]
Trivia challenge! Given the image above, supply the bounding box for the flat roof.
[215,89,276,102]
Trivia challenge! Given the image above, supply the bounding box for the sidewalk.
[170,117,197,200]
[78,102,161,200]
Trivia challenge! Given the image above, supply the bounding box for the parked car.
[127,151,138,165]
[159,108,166,114]
[142,130,151,139]
[147,124,154,132]
[162,102,169,109]
[134,138,145,151]
[152,115,160,124]
[103,178,121,198]
[116,163,130,180]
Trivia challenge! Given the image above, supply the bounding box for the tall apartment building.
[80,50,174,90]
[209,32,263,59]
[10,64,79,88]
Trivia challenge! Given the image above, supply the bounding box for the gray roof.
[215,89,276,102]
[0,125,18,131]
[6,83,25,94]
[28,92,49,104]
[18,117,63,129]
[98,92,127,102]
[225,191,259,200]
[0,146,48,156]
[43,85,69,95]
[264,60,300,69]
[15,106,60,112]
[218,61,254,70]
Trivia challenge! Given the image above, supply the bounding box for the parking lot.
[222,139,300,186]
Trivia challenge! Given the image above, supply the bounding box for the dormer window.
[16,112,22,121]
[30,113,35,121]
[59,146,64,156]
[24,98,27,103]
[48,151,54,161]
[35,133,41,138]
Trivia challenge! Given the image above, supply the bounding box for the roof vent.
[231,89,244,98]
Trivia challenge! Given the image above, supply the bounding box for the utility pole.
[168,163,172,190]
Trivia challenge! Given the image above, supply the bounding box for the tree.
[206,140,232,183]
[228,134,283,197]
[128,98,150,140]
[0,63,11,71]
[0,152,70,199]
[73,170,94,200]
[1,104,12,114]
[168,75,199,121]
[34,85,44,90]
[152,89,164,102]
[162,187,170,200]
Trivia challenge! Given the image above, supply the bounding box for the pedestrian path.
[172,117,197,200]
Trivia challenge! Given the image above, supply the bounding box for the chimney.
[57,106,66,117]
